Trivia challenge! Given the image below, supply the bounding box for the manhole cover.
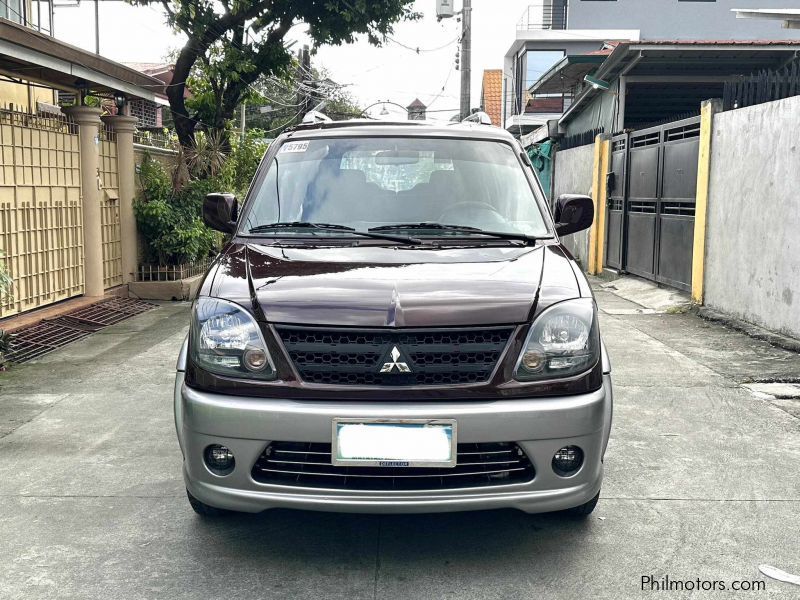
[6,298,156,364]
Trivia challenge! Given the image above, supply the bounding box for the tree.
[128,0,417,148]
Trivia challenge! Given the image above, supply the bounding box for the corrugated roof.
[480,69,502,126]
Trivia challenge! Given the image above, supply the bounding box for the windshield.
[240,136,550,238]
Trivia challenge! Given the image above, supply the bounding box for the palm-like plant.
[185,130,228,178]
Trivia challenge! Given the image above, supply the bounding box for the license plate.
[332,418,457,468]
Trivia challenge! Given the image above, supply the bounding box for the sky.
[52,0,534,122]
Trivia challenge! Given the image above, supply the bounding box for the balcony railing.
[516,1,568,31]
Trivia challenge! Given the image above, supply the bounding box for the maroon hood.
[206,242,580,327]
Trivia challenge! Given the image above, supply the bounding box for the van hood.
[207,242,581,327]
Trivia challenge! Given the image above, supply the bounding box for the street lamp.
[361,100,410,119]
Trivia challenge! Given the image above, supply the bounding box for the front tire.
[187,489,227,517]
[565,491,599,517]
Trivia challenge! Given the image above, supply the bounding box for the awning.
[528,55,607,95]
[560,40,800,124]
[0,18,163,101]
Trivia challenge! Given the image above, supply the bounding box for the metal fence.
[723,59,800,111]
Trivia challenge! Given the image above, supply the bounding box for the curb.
[697,307,800,354]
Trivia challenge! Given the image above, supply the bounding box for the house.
[548,41,800,138]
[503,0,800,134]
[479,69,502,126]
[0,15,167,320]
[406,98,427,121]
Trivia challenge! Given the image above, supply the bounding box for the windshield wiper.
[247,221,423,245]
[369,222,540,243]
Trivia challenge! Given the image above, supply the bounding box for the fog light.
[204,444,235,474]
[552,445,583,476]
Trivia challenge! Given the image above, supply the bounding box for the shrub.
[133,132,268,267]
[134,154,217,266]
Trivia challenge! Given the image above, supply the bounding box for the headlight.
[514,298,600,382]
[190,297,276,379]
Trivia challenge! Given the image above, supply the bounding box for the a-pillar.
[102,115,139,284]
[62,105,104,297]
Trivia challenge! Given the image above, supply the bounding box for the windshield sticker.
[280,141,309,153]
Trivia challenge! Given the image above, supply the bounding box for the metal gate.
[0,107,84,318]
[604,116,701,292]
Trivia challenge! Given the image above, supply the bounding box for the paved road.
[1,288,799,599]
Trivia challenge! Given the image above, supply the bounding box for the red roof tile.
[480,69,502,126]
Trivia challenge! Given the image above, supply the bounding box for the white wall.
[704,95,800,339]
[552,143,595,268]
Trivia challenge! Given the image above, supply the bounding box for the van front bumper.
[175,374,613,514]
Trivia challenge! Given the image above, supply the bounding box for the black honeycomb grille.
[275,325,513,386]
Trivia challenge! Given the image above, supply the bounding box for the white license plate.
[332,418,457,468]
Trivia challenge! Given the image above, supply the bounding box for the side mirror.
[203,193,238,234]
[554,194,593,236]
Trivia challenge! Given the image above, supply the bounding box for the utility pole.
[240,102,246,143]
[459,0,472,120]
[296,45,313,120]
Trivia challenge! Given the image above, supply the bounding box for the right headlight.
[190,297,276,380]
[513,298,600,382]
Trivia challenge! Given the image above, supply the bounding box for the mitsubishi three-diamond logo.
[380,346,411,373]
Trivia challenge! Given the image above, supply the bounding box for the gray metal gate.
[604,116,701,292]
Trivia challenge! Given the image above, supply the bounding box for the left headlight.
[190,297,276,380]
[514,298,600,382]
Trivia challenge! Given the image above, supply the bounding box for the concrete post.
[62,105,104,297]
[102,115,139,284]
[587,134,612,276]
[691,98,723,305]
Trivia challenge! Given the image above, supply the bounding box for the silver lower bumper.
[175,374,613,514]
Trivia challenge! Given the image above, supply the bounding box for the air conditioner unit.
[437,0,455,19]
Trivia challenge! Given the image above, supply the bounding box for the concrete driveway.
[1,290,799,599]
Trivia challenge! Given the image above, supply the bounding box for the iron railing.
[516,1,568,31]
[723,59,800,111]
[136,258,214,282]
[133,129,179,150]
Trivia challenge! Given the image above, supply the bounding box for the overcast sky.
[53,0,533,121]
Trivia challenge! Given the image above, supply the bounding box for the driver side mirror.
[203,193,238,234]
[554,194,593,237]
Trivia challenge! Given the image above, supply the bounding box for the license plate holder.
[332,418,457,468]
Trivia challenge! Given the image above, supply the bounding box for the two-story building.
[503,0,800,134]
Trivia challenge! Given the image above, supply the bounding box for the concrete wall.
[568,0,800,40]
[703,95,800,339]
[552,143,595,268]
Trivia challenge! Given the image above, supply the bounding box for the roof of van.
[282,119,518,143]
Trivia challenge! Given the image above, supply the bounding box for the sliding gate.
[604,116,701,292]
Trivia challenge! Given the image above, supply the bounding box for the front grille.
[274,325,514,386]
[251,442,535,491]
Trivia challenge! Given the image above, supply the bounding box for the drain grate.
[6,298,157,364]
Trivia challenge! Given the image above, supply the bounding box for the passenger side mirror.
[203,193,238,234]
[554,194,593,236]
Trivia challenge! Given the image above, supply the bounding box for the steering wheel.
[438,201,506,226]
